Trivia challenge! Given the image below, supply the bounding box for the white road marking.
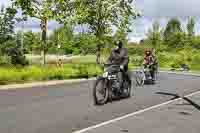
[73,90,200,133]
[159,71,200,77]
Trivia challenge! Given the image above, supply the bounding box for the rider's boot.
[118,72,124,94]
[151,70,155,81]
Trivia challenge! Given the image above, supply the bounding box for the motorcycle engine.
[112,80,120,90]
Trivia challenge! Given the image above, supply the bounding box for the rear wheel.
[93,77,109,105]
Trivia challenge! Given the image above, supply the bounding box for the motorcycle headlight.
[103,72,108,78]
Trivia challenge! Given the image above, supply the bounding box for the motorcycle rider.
[143,49,156,80]
[107,40,130,92]
[152,49,158,73]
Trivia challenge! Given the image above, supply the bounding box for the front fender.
[96,76,106,80]
[96,76,111,87]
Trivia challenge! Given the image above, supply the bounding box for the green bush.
[170,54,184,68]
[157,52,173,68]
[0,56,11,65]
[0,67,23,84]
[191,53,200,70]
[8,48,29,66]
[127,45,147,56]
[192,54,200,64]
[170,61,181,69]
[11,55,29,66]
[130,55,143,66]
[0,64,102,85]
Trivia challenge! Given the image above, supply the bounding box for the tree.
[49,25,75,54]
[163,18,183,49]
[167,32,187,49]
[22,31,41,54]
[0,6,17,55]
[147,21,162,51]
[73,0,139,64]
[49,25,97,55]
[187,17,195,37]
[12,0,78,64]
[15,31,22,48]
[52,0,75,25]
[11,0,63,64]
[73,34,97,55]
[164,18,182,42]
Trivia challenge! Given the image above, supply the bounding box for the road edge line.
[0,78,96,90]
[159,71,200,77]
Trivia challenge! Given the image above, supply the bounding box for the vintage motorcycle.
[142,64,157,84]
[93,64,132,105]
[135,64,157,86]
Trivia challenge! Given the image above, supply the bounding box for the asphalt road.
[86,92,200,133]
[0,72,200,133]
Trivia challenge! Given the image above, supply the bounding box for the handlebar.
[104,63,120,67]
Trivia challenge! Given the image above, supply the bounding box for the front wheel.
[135,71,145,86]
[93,77,109,105]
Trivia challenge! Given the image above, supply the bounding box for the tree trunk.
[96,0,103,65]
[96,44,101,64]
[41,18,47,65]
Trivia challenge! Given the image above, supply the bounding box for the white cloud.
[140,0,200,17]
[0,0,11,7]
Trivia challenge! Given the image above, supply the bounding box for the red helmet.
[145,49,152,56]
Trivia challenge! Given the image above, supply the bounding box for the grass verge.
[0,64,102,85]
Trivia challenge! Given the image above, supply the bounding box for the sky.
[129,0,200,42]
[1,0,200,42]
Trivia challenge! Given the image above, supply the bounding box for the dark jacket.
[107,48,129,69]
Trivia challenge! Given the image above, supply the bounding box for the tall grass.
[0,64,102,85]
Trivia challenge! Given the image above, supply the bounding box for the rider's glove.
[120,65,124,70]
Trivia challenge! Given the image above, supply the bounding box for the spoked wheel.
[135,71,145,86]
[93,77,109,105]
